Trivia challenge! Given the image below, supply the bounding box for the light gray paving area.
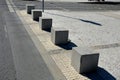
[43,10,120,79]
[98,47,120,80]
[16,9,120,79]
[43,11,120,47]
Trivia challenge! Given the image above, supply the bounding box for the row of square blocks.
[26,4,99,74]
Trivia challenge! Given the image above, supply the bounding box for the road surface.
[0,0,56,80]
[0,0,16,79]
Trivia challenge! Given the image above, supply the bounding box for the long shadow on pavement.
[80,19,102,26]
[45,12,102,26]
[82,67,116,80]
[57,41,77,50]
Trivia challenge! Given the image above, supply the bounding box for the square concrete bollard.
[71,47,99,74]
[39,17,52,30]
[26,4,35,14]
[32,9,42,21]
[51,27,69,45]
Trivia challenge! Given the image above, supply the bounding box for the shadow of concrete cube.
[71,47,99,74]
[39,17,52,30]
[32,9,42,21]
[51,27,69,45]
[26,4,35,14]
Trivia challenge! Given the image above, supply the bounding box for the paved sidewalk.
[43,10,120,80]
[16,9,120,80]
[16,10,88,80]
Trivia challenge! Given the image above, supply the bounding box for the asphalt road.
[12,0,120,11]
[0,0,16,80]
[4,12,54,80]
[0,0,55,80]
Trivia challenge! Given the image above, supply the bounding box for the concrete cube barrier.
[39,17,52,30]
[32,9,42,21]
[71,47,99,74]
[26,4,35,14]
[51,27,69,45]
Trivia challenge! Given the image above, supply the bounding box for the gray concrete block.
[39,17,52,30]
[51,27,69,45]
[26,4,35,14]
[71,47,99,74]
[32,9,42,21]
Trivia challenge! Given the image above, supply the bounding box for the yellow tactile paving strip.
[52,52,89,80]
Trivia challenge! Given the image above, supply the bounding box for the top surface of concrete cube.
[73,47,99,55]
[26,4,35,6]
[32,9,41,12]
[40,17,52,22]
[40,17,52,20]
[52,27,68,31]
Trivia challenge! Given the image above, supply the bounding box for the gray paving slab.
[3,12,54,80]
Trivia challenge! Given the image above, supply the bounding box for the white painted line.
[5,0,14,12]
[4,25,8,38]
[9,0,16,8]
